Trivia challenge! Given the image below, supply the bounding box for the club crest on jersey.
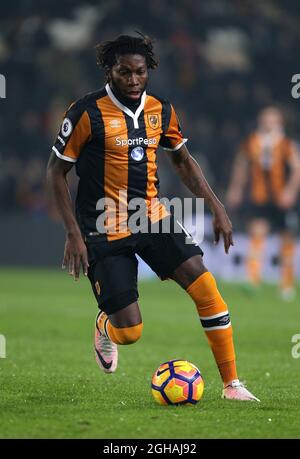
[61,118,73,137]
[147,114,160,130]
[131,146,144,161]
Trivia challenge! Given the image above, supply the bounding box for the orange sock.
[97,312,143,345]
[187,272,237,385]
[280,238,295,291]
[246,235,265,285]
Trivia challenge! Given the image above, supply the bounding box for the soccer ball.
[151,359,204,406]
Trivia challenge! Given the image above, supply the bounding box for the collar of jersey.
[105,83,146,129]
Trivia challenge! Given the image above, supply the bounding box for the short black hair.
[95,32,158,70]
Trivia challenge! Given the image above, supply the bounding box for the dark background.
[1,0,300,265]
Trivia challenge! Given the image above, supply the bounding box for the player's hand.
[212,205,234,254]
[277,188,296,210]
[62,232,89,281]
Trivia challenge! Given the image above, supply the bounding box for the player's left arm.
[278,142,300,209]
[167,144,234,254]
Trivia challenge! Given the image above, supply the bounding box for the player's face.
[110,54,148,101]
[258,108,284,132]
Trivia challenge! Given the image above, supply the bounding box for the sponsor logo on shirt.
[131,147,144,161]
[115,136,157,147]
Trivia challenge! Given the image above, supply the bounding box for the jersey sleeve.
[159,104,188,151]
[52,100,92,163]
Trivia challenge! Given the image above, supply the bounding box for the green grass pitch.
[0,268,300,439]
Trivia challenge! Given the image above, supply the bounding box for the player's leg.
[171,254,259,401]
[138,218,259,400]
[138,218,237,388]
[246,217,269,287]
[94,301,143,374]
[280,230,296,301]
[171,255,237,387]
[96,301,143,345]
[87,242,143,373]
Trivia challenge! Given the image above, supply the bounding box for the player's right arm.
[46,99,92,280]
[226,144,249,209]
[46,152,88,280]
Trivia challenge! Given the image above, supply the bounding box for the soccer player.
[227,106,300,300]
[47,33,259,401]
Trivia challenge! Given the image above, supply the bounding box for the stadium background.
[1,0,300,441]
[1,0,300,279]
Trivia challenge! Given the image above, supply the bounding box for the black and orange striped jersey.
[52,84,187,240]
[240,132,297,206]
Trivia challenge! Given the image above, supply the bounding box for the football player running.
[47,33,259,401]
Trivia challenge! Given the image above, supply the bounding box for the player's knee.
[111,322,143,345]
[172,255,207,290]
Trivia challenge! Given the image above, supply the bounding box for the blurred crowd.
[1,0,300,220]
